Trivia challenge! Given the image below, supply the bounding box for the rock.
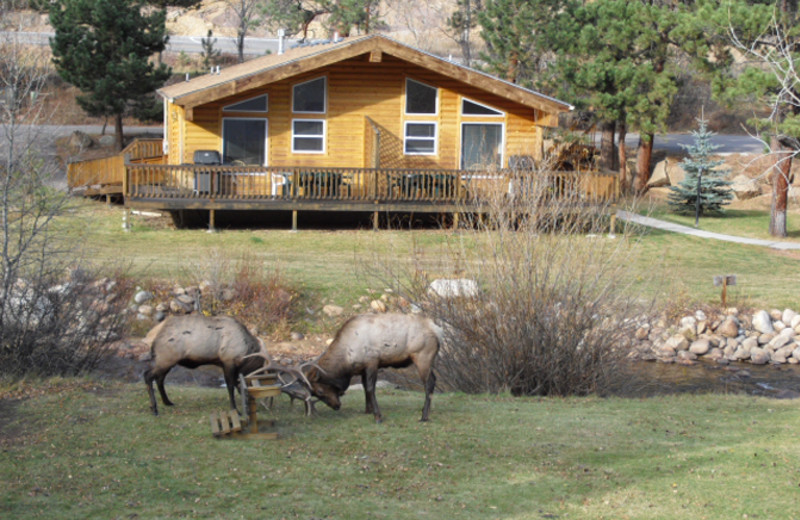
[717,317,739,338]
[635,325,650,340]
[757,332,774,345]
[730,174,762,200]
[173,286,186,296]
[725,307,739,316]
[697,321,707,334]
[706,347,724,361]
[428,278,479,298]
[775,344,795,359]
[322,304,344,318]
[782,309,797,325]
[769,309,783,321]
[134,290,154,304]
[290,331,305,341]
[752,310,774,334]
[742,337,759,350]
[648,160,670,187]
[695,310,707,322]
[677,350,697,361]
[176,294,195,306]
[98,134,115,147]
[664,334,689,352]
[773,320,787,332]
[770,352,787,364]
[733,346,751,360]
[370,299,387,313]
[169,299,191,314]
[68,130,96,151]
[793,346,800,360]
[689,339,710,355]
[664,158,686,185]
[137,304,154,316]
[155,303,168,312]
[791,315,800,329]
[749,347,770,365]
[768,334,793,350]
[155,311,166,322]
[679,316,697,339]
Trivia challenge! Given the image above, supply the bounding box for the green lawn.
[1,381,798,519]
[63,199,800,310]
[645,205,800,241]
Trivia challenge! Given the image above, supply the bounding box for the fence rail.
[67,138,164,190]
[125,164,619,204]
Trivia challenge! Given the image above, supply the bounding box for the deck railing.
[67,138,164,190]
[125,164,619,204]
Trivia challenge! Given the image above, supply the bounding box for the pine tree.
[668,118,733,224]
[49,0,170,151]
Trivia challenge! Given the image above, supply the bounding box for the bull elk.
[304,313,443,423]
[143,314,304,416]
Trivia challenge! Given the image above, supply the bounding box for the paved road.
[617,210,800,250]
[601,133,765,155]
[4,30,299,57]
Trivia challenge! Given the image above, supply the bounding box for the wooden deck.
[67,139,620,228]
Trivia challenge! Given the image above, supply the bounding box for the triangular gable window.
[223,94,268,113]
[462,98,503,116]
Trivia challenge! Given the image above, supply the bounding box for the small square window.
[292,119,325,153]
[404,122,437,155]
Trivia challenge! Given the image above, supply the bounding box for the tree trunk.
[237,30,245,64]
[634,132,654,194]
[114,113,124,152]
[770,135,791,237]
[617,121,628,192]
[599,120,616,171]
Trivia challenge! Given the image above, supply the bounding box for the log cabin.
[69,34,619,229]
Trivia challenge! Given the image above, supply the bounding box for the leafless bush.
[181,249,297,336]
[371,169,649,396]
[0,34,134,377]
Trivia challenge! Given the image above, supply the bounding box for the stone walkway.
[616,210,800,251]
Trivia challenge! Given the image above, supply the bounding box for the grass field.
[1,381,799,520]
[62,199,800,311]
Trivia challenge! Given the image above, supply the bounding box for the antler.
[242,350,313,389]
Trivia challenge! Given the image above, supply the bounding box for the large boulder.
[752,310,775,335]
[730,174,762,200]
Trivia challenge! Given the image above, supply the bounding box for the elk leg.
[144,368,160,416]
[149,366,175,411]
[363,369,382,423]
[223,366,239,411]
[420,368,436,422]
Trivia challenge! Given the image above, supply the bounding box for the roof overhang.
[158,34,573,121]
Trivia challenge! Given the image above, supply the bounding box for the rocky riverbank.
[633,308,800,366]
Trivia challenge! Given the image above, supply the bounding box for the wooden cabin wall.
[175,54,553,169]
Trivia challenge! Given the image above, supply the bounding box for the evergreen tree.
[49,0,170,151]
[201,30,222,71]
[668,118,733,224]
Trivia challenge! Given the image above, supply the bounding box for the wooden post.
[291,210,298,232]
[721,278,728,308]
[373,211,379,231]
[452,212,459,230]
[208,209,215,232]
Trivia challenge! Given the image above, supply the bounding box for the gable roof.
[158,34,573,116]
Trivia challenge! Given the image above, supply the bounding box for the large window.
[293,77,326,113]
[292,119,325,153]
[405,79,438,115]
[461,123,503,170]
[223,94,268,113]
[222,118,267,165]
[404,122,437,155]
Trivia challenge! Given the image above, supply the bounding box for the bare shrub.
[371,169,649,396]
[0,33,136,377]
[181,249,297,336]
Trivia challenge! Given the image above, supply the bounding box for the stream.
[618,360,800,399]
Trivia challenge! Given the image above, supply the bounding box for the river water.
[617,360,800,399]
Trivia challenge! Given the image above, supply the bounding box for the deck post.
[373,211,379,231]
[291,210,298,232]
[452,212,459,230]
[208,209,216,233]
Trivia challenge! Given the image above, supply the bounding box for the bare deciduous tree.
[1,33,131,377]
[729,10,799,237]
[227,0,264,63]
